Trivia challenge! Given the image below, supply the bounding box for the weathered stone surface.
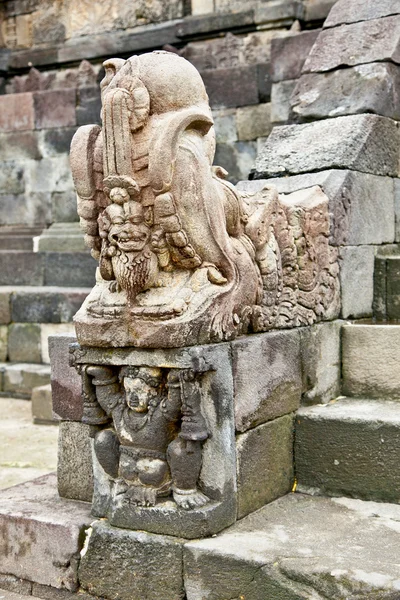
[303,16,400,74]
[254,0,300,24]
[0,131,42,161]
[291,63,400,121]
[79,521,184,600]
[387,256,400,320]
[0,290,11,324]
[232,330,301,432]
[37,223,86,252]
[11,286,89,323]
[43,253,96,288]
[8,322,42,363]
[0,326,7,362]
[270,29,320,83]
[184,493,400,600]
[299,320,341,406]
[176,10,254,37]
[296,398,400,502]
[342,324,400,398]
[265,170,395,246]
[39,127,77,157]
[0,252,44,286]
[254,115,400,179]
[395,179,400,243]
[191,0,214,16]
[214,140,257,183]
[31,383,54,424]
[257,63,272,103]
[34,89,76,129]
[212,108,237,143]
[0,193,52,228]
[270,79,296,123]
[40,323,75,364]
[0,573,32,595]
[236,414,294,519]
[303,0,337,21]
[0,161,25,195]
[51,192,80,223]
[0,92,34,132]
[325,0,400,28]
[76,86,101,126]
[4,363,51,397]
[201,66,259,108]
[49,334,83,422]
[373,255,387,320]
[236,102,272,141]
[338,246,375,318]
[26,156,73,194]
[57,421,95,503]
[0,474,92,591]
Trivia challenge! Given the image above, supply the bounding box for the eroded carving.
[70,50,340,348]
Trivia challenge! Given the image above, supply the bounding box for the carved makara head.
[119,366,163,413]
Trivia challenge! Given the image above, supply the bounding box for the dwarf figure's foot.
[113,478,129,497]
[173,487,209,510]
[124,485,158,507]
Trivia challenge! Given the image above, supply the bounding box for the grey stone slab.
[11,287,90,323]
[270,29,320,83]
[31,383,54,424]
[342,324,400,398]
[0,326,7,363]
[201,66,259,109]
[0,161,25,195]
[231,330,301,432]
[303,15,400,74]
[299,320,341,406]
[38,128,77,158]
[0,573,32,595]
[76,86,101,126]
[236,414,294,519]
[253,114,400,179]
[212,109,237,144]
[387,256,400,320]
[214,140,257,183]
[184,493,400,600]
[0,131,42,161]
[37,223,85,252]
[291,63,400,122]
[303,0,336,21]
[261,170,395,246]
[57,421,95,503]
[270,79,296,124]
[236,103,272,141]
[0,251,44,286]
[51,193,80,224]
[0,290,11,324]
[79,521,184,600]
[175,9,254,37]
[373,255,387,320]
[338,246,375,318]
[43,253,96,288]
[257,63,272,103]
[0,473,92,591]
[296,398,400,502]
[49,334,83,422]
[0,193,52,228]
[325,0,400,28]
[395,179,400,243]
[4,363,51,397]
[8,323,42,364]
[254,0,301,24]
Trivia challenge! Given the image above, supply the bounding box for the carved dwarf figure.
[84,365,209,510]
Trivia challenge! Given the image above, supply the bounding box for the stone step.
[374,249,400,321]
[0,251,96,287]
[31,383,54,425]
[342,323,400,398]
[185,492,400,599]
[295,397,400,503]
[0,226,43,251]
[0,363,51,399]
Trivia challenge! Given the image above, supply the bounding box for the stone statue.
[70,50,340,349]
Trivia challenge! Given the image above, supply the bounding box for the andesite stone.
[270,29,320,83]
[270,79,296,123]
[57,421,95,503]
[34,89,76,130]
[31,383,54,424]
[324,0,400,28]
[338,246,375,319]
[3,362,51,397]
[201,65,259,108]
[303,0,337,21]
[10,286,89,323]
[8,322,42,363]
[49,333,83,422]
[0,326,7,362]
[236,102,272,141]
[0,290,11,324]
[0,92,34,132]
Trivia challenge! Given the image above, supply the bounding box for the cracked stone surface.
[184,493,400,599]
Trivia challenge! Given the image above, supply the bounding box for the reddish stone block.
[34,89,76,129]
[0,92,34,132]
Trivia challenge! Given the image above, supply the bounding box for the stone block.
[254,0,301,24]
[201,66,259,109]
[184,493,400,600]
[303,16,400,74]
[51,191,80,223]
[79,521,184,600]
[342,323,400,398]
[0,131,42,161]
[264,170,395,246]
[176,10,254,38]
[37,223,86,252]
[0,325,8,362]
[0,192,52,228]
[270,29,320,82]
[299,320,341,405]
[395,179,400,242]
[325,0,400,28]
[40,323,76,364]
[303,0,336,21]
[0,573,32,595]
[76,86,102,126]
[4,363,51,397]
[214,141,257,184]
[49,334,83,422]
[57,421,94,503]
[0,161,25,194]
[270,79,296,123]
[387,257,400,320]
[257,62,272,103]
[212,109,237,144]
[236,414,294,519]
[34,89,76,129]
[231,330,301,432]
[0,474,91,591]
[0,290,11,324]
[296,398,400,503]
[191,0,214,15]
[236,102,272,141]
[8,322,42,363]
[253,114,400,179]
[39,127,77,157]
[338,246,375,318]
[31,383,54,424]
[291,63,400,122]
[11,286,89,323]
[44,252,97,288]
[26,156,73,194]
[373,255,387,320]
[0,92,34,132]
